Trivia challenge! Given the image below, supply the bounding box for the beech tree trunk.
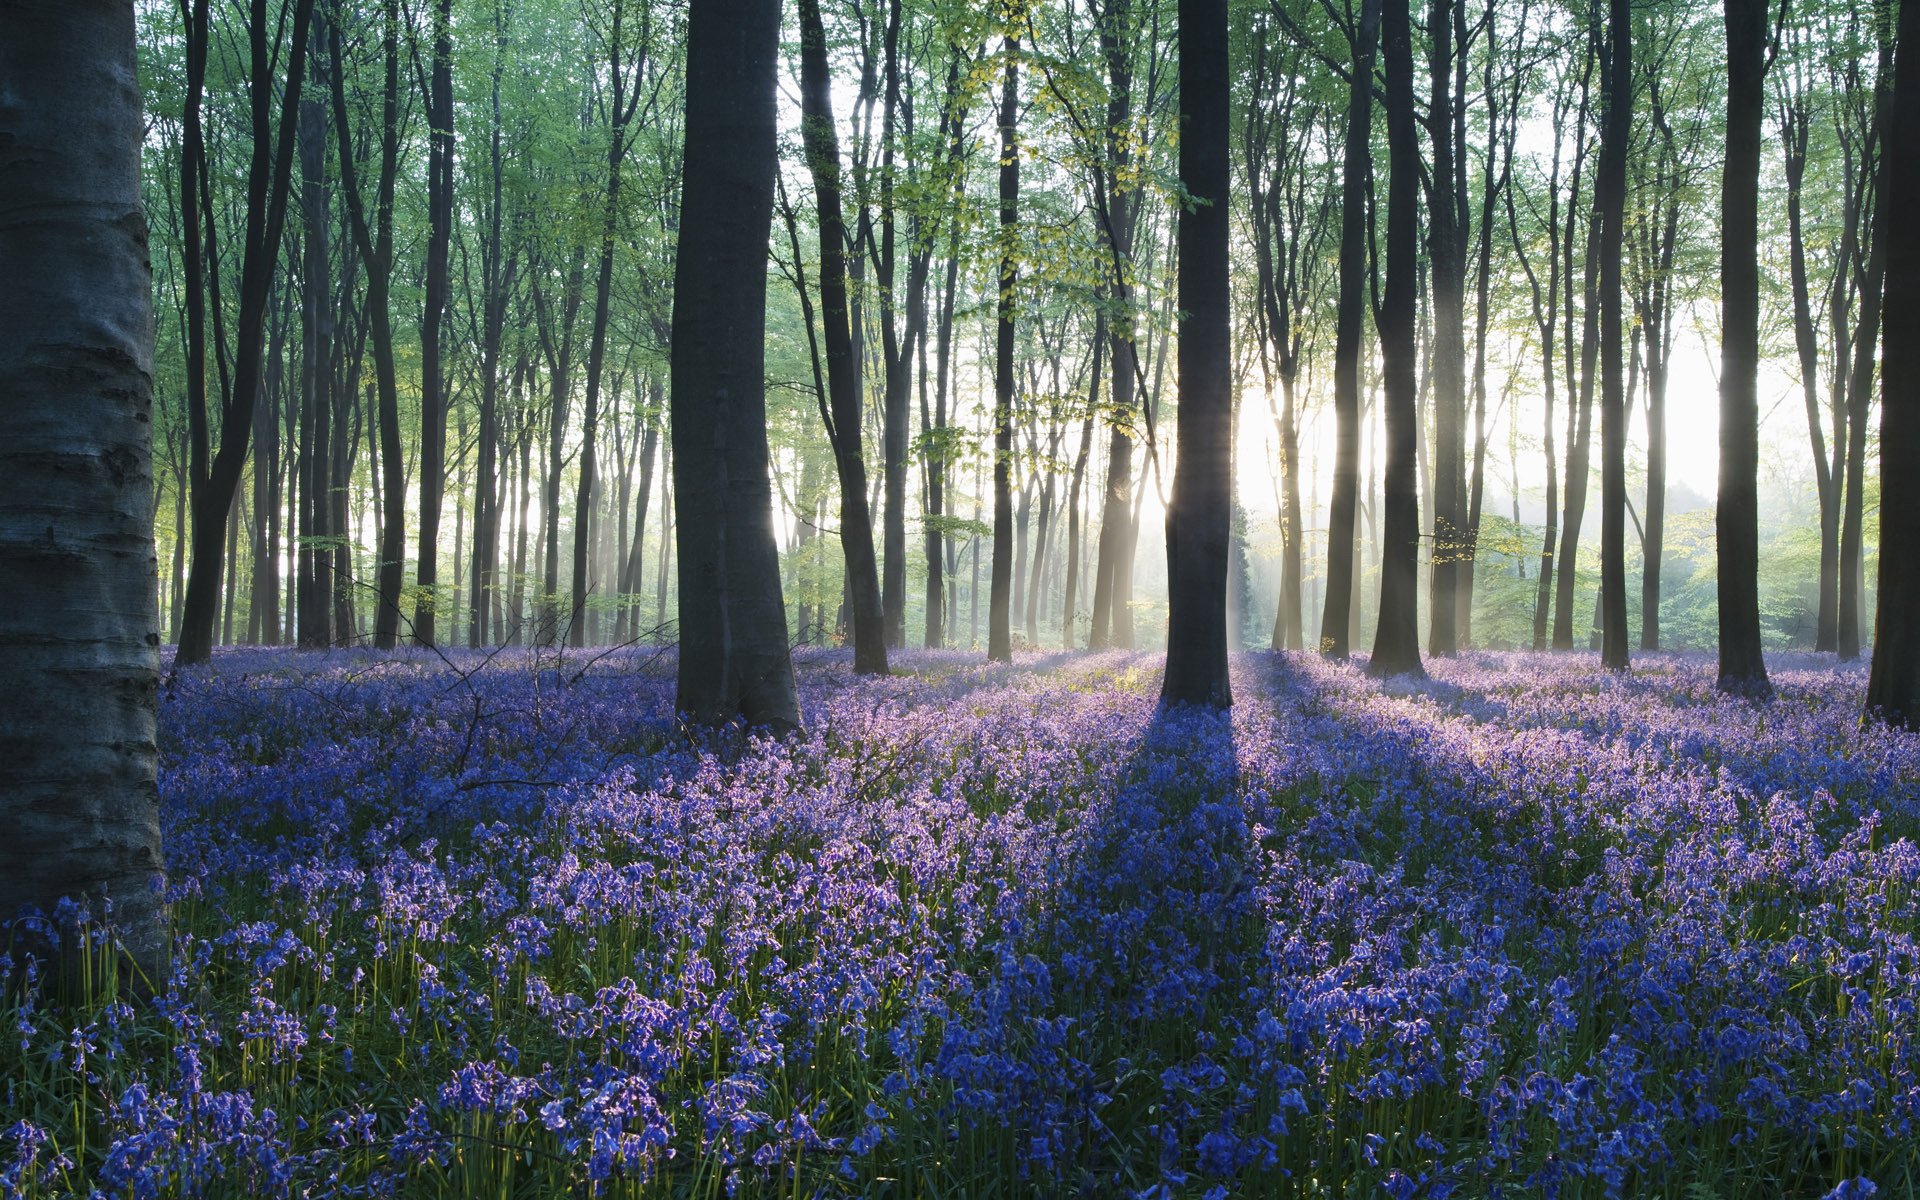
[414,0,453,645]
[1866,0,1920,726]
[1717,0,1773,697]
[797,0,888,675]
[0,0,169,987]
[1161,0,1234,707]
[671,0,801,731]
[1319,0,1380,659]
[1596,0,1631,670]
[989,34,1020,664]
[1368,0,1425,679]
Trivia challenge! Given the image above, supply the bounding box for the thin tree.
[1716,0,1773,697]
[174,0,318,666]
[989,23,1021,664]
[1319,0,1381,659]
[797,0,888,674]
[671,0,802,730]
[0,0,169,986]
[415,0,454,645]
[1596,0,1631,670]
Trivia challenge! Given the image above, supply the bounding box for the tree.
[670,0,801,731]
[1596,0,1631,670]
[989,25,1021,664]
[1716,0,1773,698]
[797,0,888,675]
[1319,0,1380,660]
[1161,0,1233,708]
[414,0,454,646]
[1866,0,1919,726]
[173,0,317,666]
[1368,0,1425,679]
[0,0,168,985]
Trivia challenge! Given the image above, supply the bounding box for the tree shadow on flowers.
[936,688,1260,1194]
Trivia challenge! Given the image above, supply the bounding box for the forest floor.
[4,646,1917,1198]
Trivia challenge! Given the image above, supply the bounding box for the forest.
[1,0,1919,1192]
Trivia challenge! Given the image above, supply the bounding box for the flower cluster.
[3,645,1917,1197]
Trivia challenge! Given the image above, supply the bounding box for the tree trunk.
[0,0,168,986]
[1866,0,1920,725]
[671,0,801,730]
[1425,0,1466,657]
[1161,0,1234,707]
[1716,0,1773,697]
[175,0,317,666]
[1320,0,1381,659]
[797,0,887,675]
[413,0,453,645]
[328,2,404,650]
[1368,0,1425,680]
[1596,0,1631,670]
[989,34,1020,664]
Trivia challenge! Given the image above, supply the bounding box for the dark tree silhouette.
[797,0,888,675]
[989,30,1020,664]
[1368,0,1426,680]
[0,0,169,987]
[1596,0,1632,671]
[670,0,801,730]
[1866,0,1920,727]
[1161,0,1233,709]
[1717,0,1773,698]
[1319,0,1381,660]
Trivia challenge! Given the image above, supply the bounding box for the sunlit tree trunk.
[1368,0,1425,679]
[1319,0,1380,659]
[0,0,168,987]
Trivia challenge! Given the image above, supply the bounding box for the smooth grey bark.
[0,0,168,987]
[671,0,801,731]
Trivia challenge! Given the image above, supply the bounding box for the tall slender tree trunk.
[797,0,887,675]
[175,0,317,666]
[1425,0,1466,657]
[329,2,404,650]
[1161,0,1234,707]
[1596,0,1631,670]
[414,0,453,645]
[1089,0,1138,652]
[1320,0,1381,659]
[1717,0,1773,697]
[1368,0,1425,680]
[988,33,1020,664]
[1840,30,1893,663]
[671,0,801,730]
[571,0,643,649]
